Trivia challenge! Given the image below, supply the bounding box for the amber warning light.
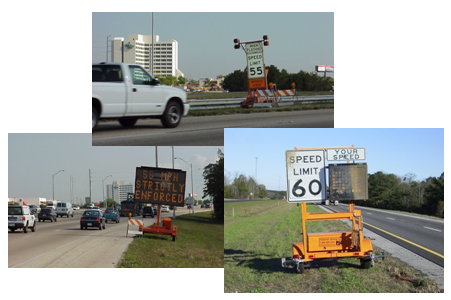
[134,166,187,206]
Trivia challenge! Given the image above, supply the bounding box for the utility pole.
[89,169,92,204]
[106,35,111,62]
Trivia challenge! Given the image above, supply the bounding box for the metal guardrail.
[188,95,334,109]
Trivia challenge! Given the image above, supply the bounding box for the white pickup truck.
[92,63,190,130]
[8,205,36,233]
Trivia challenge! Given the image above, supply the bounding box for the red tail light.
[80,217,83,221]
[293,255,300,259]
[96,218,100,221]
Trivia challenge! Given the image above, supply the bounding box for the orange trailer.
[282,202,384,273]
[134,204,177,241]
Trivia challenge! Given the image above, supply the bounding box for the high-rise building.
[106,181,134,203]
[111,34,183,78]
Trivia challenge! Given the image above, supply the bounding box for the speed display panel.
[329,163,368,201]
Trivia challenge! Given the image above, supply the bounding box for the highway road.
[323,203,444,267]
[92,109,334,146]
[8,207,208,268]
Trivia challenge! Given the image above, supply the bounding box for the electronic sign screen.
[329,163,368,201]
[134,166,186,206]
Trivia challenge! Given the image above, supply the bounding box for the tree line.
[225,171,444,218]
[222,65,334,92]
[361,171,444,218]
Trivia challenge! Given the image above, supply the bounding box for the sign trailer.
[282,146,384,273]
[234,35,270,107]
[132,166,187,241]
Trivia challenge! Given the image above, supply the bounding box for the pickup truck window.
[129,65,153,85]
[92,65,123,82]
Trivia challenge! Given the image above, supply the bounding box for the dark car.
[80,209,105,230]
[205,203,211,208]
[38,208,57,222]
[28,205,39,214]
[142,206,155,218]
[104,208,120,223]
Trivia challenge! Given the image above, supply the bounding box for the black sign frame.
[134,166,187,207]
[329,163,368,201]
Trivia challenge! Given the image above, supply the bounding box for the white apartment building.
[106,181,134,203]
[111,34,183,78]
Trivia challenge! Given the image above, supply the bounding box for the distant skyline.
[225,128,444,192]
[92,12,334,79]
[8,134,223,204]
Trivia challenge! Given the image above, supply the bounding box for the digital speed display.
[329,163,368,201]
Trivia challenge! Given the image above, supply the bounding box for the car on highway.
[80,209,105,230]
[104,208,120,223]
[28,205,39,214]
[161,205,169,213]
[8,205,36,233]
[38,208,57,222]
[73,206,80,210]
[92,62,190,130]
[142,206,155,218]
[205,203,211,208]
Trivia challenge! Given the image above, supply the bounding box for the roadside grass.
[118,212,223,268]
[224,201,441,293]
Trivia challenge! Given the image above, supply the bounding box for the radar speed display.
[286,150,327,202]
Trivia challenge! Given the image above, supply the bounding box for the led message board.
[134,166,186,207]
[329,163,368,201]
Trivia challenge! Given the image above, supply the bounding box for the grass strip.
[118,212,224,268]
[224,201,441,293]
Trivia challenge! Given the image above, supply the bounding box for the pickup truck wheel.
[119,118,138,127]
[92,107,99,130]
[161,101,182,128]
[23,222,28,233]
[31,221,36,232]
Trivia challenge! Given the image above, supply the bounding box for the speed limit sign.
[286,150,327,202]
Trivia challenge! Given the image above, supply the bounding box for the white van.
[56,202,74,217]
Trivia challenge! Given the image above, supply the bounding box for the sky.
[224,128,444,192]
[8,134,223,205]
[92,12,333,80]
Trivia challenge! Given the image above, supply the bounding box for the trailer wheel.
[172,235,176,242]
[361,257,372,269]
[295,262,304,274]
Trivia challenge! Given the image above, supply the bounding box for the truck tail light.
[293,255,300,259]
[96,218,100,221]
[23,216,25,221]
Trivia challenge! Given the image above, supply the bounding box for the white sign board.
[246,42,264,79]
[286,150,327,202]
[327,148,366,161]
[245,42,263,54]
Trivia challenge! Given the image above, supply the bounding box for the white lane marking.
[423,226,442,232]
[366,212,372,214]
[386,217,395,220]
